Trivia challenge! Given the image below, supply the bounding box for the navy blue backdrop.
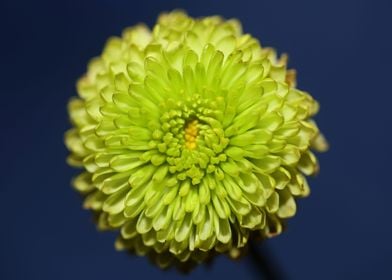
[1,0,391,279]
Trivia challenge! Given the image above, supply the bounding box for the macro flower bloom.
[65,11,328,268]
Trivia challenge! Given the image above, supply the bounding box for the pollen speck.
[184,119,199,150]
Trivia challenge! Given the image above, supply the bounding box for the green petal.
[103,187,128,214]
[198,205,213,241]
[174,214,192,242]
[121,219,138,239]
[72,172,94,193]
[83,190,107,210]
[136,211,153,234]
[277,189,297,218]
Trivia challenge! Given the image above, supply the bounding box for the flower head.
[65,10,327,269]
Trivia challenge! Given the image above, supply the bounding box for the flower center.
[153,96,231,185]
[184,119,199,150]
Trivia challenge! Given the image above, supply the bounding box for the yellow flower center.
[184,119,199,150]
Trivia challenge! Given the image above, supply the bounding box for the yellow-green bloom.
[65,11,328,269]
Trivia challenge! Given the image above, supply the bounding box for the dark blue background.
[1,0,391,279]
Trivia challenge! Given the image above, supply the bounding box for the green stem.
[248,241,285,280]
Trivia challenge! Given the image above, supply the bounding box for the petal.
[136,211,153,234]
[277,189,297,218]
[121,219,138,239]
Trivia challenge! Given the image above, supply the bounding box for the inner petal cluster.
[153,95,230,185]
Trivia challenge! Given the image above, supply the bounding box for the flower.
[65,10,328,269]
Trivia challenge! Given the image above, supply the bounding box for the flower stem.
[248,241,286,280]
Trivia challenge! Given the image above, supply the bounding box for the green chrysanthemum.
[65,11,328,268]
